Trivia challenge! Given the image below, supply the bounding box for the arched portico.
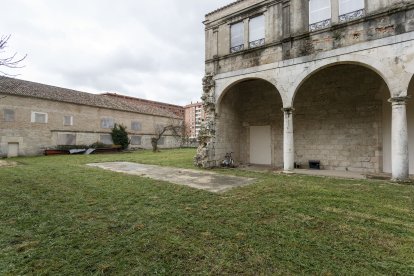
[290,64,389,174]
[215,78,284,167]
[288,58,394,107]
[277,57,412,180]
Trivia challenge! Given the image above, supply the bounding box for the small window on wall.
[100,134,113,145]
[4,109,15,122]
[249,15,265,48]
[339,0,365,22]
[101,118,114,129]
[309,0,331,31]
[57,133,76,145]
[230,22,244,53]
[64,115,73,126]
[130,136,142,145]
[158,137,165,146]
[31,112,48,124]
[131,121,142,131]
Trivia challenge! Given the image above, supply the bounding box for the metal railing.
[230,44,244,53]
[309,18,331,32]
[249,38,265,48]
[339,9,365,23]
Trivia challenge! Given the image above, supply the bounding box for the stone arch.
[289,57,394,107]
[409,75,414,94]
[292,63,390,173]
[216,76,285,114]
[214,77,284,167]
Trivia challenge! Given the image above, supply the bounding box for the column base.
[390,177,413,184]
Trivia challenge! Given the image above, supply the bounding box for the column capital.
[388,96,411,105]
[282,107,295,113]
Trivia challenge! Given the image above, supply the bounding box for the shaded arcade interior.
[215,66,413,174]
[294,64,387,173]
[216,79,283,167]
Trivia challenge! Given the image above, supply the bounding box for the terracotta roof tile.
[0,77,182,119]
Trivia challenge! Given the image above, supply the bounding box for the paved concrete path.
[87,162,256,193]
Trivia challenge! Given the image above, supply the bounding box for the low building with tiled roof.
[0,77,184,156]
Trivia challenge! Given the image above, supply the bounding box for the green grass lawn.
[1,148,413,275]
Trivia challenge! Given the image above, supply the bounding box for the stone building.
[199,0,414,181]
[0,77,184,157]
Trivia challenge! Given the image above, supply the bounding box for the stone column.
[283,107,295,171]
[389,96,410,182]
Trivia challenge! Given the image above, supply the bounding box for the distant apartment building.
[0,77,184,157]
[184,102,205,138]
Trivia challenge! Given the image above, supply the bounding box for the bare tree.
[151,119,184,152]
[179,122,193,147]
[0,35,26,76]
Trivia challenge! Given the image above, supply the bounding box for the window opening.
[339,0,365,22]
[31,112,48,123]
[309,0,331,31]
[64,115,73,126]
[230,22,244,53]
[101,118,114,129]
[249,15,265,48]
[4,109,14,122]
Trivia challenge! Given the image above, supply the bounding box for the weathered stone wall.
[0,95,182,156]
[215,89,241,163]
[203,1,414,178]
[216,80,283,166]
[205,1,414,76]
[294,65,385,172]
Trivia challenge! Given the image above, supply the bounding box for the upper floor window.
[339,0,365,22]
[249,15,265,48]
[63,115,73,126]
[309,0,331,31]
[3,109,15,122]
[131,121,142,131]
[31,111,48,124]
[230,22,244,53]
[101,117,114,129]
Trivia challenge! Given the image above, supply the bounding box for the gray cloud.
[1,0,231,105]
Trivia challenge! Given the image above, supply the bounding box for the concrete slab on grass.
[87,162,256,193]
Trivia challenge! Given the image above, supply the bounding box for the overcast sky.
[1,0,232,105]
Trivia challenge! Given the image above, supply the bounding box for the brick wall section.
[294,65,385,173]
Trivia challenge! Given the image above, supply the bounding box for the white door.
[250,125,271,165]
[7,143,19,158]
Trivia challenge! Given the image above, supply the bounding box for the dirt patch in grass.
[0,160,17,167]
